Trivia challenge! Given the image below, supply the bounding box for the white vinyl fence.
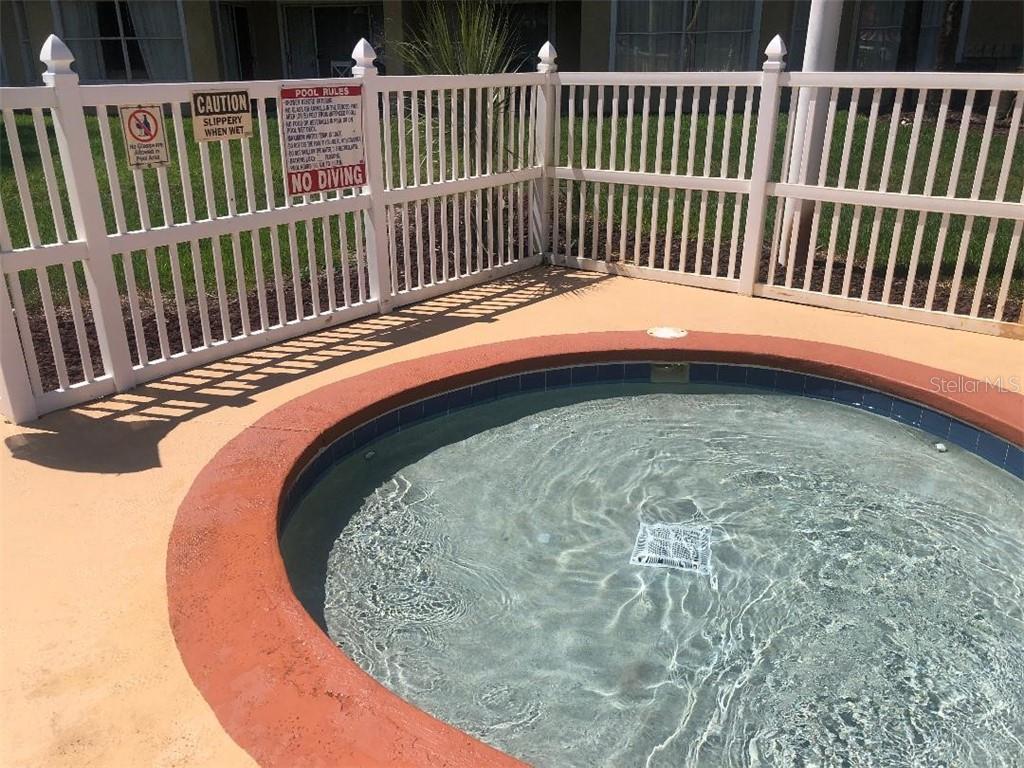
[552,38,1023,334]
[0,35,1021,423]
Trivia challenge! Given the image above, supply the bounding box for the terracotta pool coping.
[167,330,1023,767]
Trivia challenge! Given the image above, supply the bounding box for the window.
[219,3,254,80]
[915,0,944,69]
[6,0,35,85]
[282,4,379,78]
[687,0,759,71]
[511,3,553,71]
[851,0,905,70]
[612,0,761,72]
[614,1,688,72]
[58,0,189,82]
[849,0,952,72]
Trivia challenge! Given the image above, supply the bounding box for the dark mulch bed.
[557,226,1022,320]
[18,214,1021,393]
[20,218,528,392]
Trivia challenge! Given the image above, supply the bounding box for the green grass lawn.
[2,103,1021,311]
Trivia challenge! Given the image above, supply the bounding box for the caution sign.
[191,89,252,142]
[119,105,169,168]
[280,85,365,195]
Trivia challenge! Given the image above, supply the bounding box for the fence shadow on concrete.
[4,267,607,474]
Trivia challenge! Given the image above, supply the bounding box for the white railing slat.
[663,86,685,269]
[993,218,1022,322]
[881,93,927,303]
[766,84,797,286]
[679,86,701,273]
[946,94,1002,313]
[781,87,820,288]
[3,109,43,248]
[970,91,1023,317]
[902,88,951,305]
[924,90,975,310]
[647,85,668,267]
[859,88,905,298]
[580,85,592,263]
[429,90,441,281]
[592,85,606,263]
[695,87,718,275]
[619,85,636,261]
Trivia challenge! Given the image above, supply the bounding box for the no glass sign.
[119,104,169,169]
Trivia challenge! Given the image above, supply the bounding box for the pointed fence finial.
[537,41,558,73]
[40,34,76,81]
[352,38,378,76]
[763,35,787,72]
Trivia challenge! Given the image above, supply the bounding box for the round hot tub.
[168,332,1023,768]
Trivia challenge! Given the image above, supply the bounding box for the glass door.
[284,5,317,78]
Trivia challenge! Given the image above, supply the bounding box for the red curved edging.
[167,331,1023,767]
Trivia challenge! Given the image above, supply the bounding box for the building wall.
[4,0,1018,86]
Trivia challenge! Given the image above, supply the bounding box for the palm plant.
[398,0,523,76]
[391,1,532,275]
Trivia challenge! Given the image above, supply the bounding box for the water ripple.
[282,385,1024,768]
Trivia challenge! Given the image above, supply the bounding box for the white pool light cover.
[646,326,688,339]
[631,522,712,575]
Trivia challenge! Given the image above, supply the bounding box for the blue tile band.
[288,361,1023,512]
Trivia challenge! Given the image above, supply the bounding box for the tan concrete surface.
[2,268,1021,768]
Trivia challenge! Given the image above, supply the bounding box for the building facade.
[2,0,1021,86]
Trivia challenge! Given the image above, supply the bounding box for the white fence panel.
[762,70,1023,334]
[553,69,762,291]
[374,73,547,307]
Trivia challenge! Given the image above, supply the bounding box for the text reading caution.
[191,89,252,142]
[119,105,169,169]
[281,85,365,195]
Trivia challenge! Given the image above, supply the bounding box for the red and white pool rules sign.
[280,85,365,195]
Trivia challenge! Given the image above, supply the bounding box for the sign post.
[119,104,169,168]
[280,85,365,196]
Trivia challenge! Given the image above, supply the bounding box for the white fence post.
[352,39,395,313]
[738,35,787,296]
[40,35,136,390]
[531,42,558,258]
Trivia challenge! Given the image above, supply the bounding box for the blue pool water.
[280,381,1024,767]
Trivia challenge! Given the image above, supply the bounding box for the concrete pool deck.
[2,267,1022,767]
